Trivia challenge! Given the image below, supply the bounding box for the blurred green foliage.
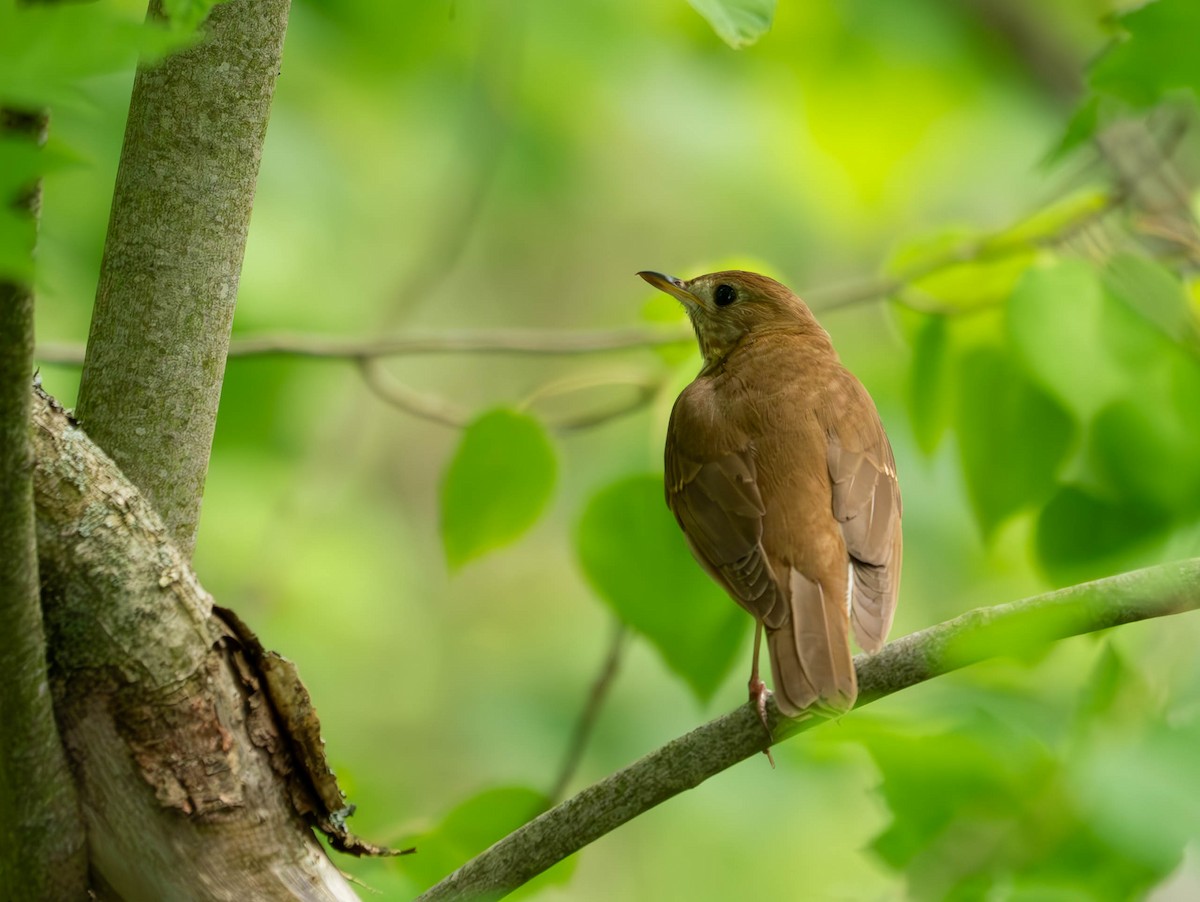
[8,0,1200,898]
[440,408,557,569]
[575,473,746,701]
[686,0,776,49]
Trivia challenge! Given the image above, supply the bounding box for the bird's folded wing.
[665,444,781,625]
[827,418,902,653]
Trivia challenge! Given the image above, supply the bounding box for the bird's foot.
[748,678,775,768]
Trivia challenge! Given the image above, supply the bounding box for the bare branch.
[36,326,695,366]
[358,358,473,428]
[417,558,1200,902]
[359,360,663,432]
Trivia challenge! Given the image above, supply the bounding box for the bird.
[639,269,901,724]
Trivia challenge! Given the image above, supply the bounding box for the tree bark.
[75,0,290,556]
[0,106,88,899]
[32,386,359,901]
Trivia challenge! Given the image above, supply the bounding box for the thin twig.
[519,373,663,433]
[358,361,664,432]
[357,358,472,428]
[33,327,695,367]
[547,621,628,806]
[416,558,1200,902]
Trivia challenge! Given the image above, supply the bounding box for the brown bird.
[640,269,901,722]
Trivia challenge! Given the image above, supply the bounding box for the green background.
[9,0,1200,897]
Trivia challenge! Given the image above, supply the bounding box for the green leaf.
[955,346,1075,538]
[1034,485,1169,587]
[1071,718,1200,873]
[396,786,575,894]
[1047,95,1103,161]
[1090,391,1200,518]
[1102,252,1197,349]
[440,409,557,569]
[575,474,748,702]
[1007,259,1126,420]
[989,190,1110,250]
[0,3,185,110]
[1089,0,1200,108]
[1073,642,1150,733]
[686,0,776,49]
[907,314,950,455]
[859,714,1063,899]
[161,0,230,33]
[853,711,1173,900]
[0,203,35,284]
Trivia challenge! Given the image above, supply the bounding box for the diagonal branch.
[417,558,1200,902]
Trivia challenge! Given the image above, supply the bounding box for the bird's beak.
[637,271,701,309]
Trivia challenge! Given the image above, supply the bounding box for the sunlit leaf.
[1007,259,1125,420]
[907,314,950,455]
[687,0,776,49]
[1034,484,1169,587]
[575,474,748,702]
[1089,0,1200,108]
[955,346,1075,538]
[440,409,557,569]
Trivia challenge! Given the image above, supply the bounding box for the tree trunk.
[75,0,290,556]
[0,105,89,900]
[33,387,359,901]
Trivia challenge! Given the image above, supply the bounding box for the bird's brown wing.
[665,436,782,627]
[825,381,902,653]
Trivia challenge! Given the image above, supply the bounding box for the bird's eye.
[714,284,737,307]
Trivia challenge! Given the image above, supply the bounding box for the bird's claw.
[748,678,770,729]
[748,678,775,768]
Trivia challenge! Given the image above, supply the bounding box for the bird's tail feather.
[767,569,857,716]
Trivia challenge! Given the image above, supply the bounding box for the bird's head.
[637,269,827,367]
